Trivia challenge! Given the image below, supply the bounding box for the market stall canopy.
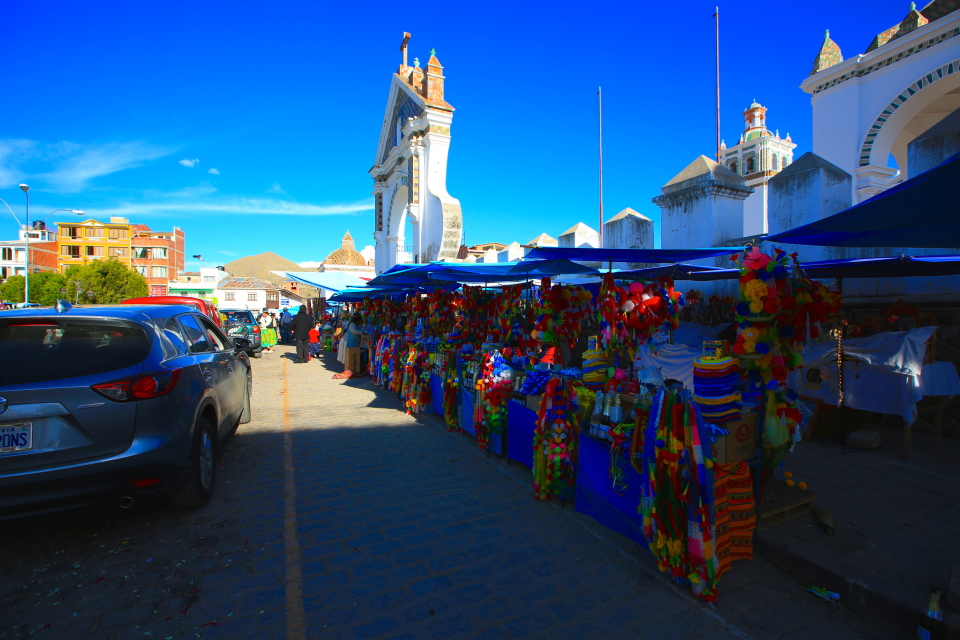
[425,259,599,282]
[524,247,748,263]
[280,271,368,293]
[680,254,960,281]
[613,263,732,281]
[369,259,598,285]
[766,152,960,248]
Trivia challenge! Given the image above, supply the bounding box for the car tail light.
[92,369,182,402]
[131,477,161,487]
[252,325,261,334]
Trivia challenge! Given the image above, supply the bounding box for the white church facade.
[371,33,463,275]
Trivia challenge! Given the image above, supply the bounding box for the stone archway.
[860,57,960,178]
[385,184,409,268]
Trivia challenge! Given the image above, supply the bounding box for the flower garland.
[533,376,580,500]
[442,351,459,432]
[473,351,514,452]
[637,389,720,600]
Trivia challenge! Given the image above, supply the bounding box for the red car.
[122,296,222,327]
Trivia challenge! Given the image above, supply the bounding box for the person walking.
[280,308,293,344]
[258,309,277,353]
[289,305,313,363]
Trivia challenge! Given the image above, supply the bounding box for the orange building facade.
[57,217,185,295]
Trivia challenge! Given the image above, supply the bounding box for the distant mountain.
[223,252,317,295]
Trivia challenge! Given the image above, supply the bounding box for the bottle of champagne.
[602,392,614,440]
[918,589,944,640]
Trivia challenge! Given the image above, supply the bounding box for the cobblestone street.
[0,346,895,640]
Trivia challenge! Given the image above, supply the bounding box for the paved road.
[0,346,892,640]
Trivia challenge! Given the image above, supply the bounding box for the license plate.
[0,423,32,453]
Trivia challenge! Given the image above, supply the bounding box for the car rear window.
[0,319,151,386]
[223,311,255,325]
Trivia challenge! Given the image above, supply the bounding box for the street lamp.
[2,184,83,305]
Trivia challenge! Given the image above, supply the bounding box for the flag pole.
[598,86,605,248]
[714,7,721,162]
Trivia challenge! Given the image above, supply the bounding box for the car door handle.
[226,367,233,373]
[203,371,214,381]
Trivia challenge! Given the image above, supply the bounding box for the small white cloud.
[267,182,286,195]
[208,168,220,175]
[178,158,200,168]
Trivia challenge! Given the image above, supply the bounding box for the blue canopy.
[611,263,732,281]
[281,271,369,293]
[524,247,747,263]
[369,259,598,285]
[682,254,960,281]
[766,152,960,248]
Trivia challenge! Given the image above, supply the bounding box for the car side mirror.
[233,337,252,350]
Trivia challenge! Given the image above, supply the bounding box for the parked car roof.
[0,304,198,321]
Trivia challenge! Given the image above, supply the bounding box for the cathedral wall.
[742,183,768,237]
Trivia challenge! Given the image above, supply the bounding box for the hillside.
[223,252,318,296]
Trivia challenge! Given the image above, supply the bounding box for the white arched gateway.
[370,33,463,275]
[802,1,960,202]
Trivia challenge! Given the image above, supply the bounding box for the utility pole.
[598,87,605,248]
[714,7,722,162]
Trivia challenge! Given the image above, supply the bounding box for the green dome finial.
[430,48,436,57]
[824,29,830,39]
[910,2,916,10]
[413,57,420,68]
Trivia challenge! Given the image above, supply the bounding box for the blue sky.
[0,0,914,272]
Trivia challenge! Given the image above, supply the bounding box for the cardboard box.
[712,413,758,464]
[345,347,362,373]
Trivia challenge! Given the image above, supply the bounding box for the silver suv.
[0,304,252,518]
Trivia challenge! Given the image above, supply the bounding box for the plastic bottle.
[918,589,944,640]
[591,391,605,439]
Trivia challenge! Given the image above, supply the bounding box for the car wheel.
[251,350,262,359]
[170,416,217,509]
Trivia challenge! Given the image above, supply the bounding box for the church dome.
[744,128,773,141]
[324,231,368,266]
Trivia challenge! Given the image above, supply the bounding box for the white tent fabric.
[276,271,368,293]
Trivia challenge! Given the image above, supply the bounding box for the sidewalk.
[755,422,960,637]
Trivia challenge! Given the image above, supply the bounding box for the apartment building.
[57,217,185,296]
[130,224,185,296]
[0,225,59,281]
[168,267,230,302]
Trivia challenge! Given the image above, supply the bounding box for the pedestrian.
[280,307,293,344]
[289,305,313,363]
[338,311,365,373]
[258,309,277,353]
[308,322,322,359]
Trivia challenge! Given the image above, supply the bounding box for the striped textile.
[713,461,755,579]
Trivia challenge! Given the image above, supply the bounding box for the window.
[85,246,105,257]
[0,320,151,386]
[62,245,81,258]
[197,316,228,351]
[163,317,187,355]
[150,285,167,296]
[247,293,258,301]
[1,248,11,261]
[109,228,128,240]
[61,227,81,239]
[113,247,128,258]
[203,276,215,283]
[86,227,104,238]
[782,155,788,168]
[266,292,279,302]
[151,247,168,259]
[745,155,755,173]
[177,314,210,354]
[225,292,236,301]
[151,266,168,278]
[729,160,738,175]
[133,247,149,259]
[771,154,779,171]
